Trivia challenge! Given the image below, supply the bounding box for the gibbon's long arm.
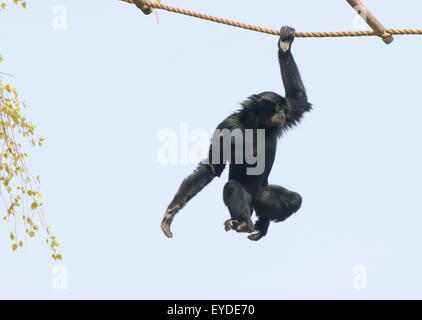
[278,26,312,126]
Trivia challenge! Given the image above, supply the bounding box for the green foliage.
[1,1,62,260]
[0,0,27,10]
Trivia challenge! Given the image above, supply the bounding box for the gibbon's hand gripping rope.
[122,0,422,45]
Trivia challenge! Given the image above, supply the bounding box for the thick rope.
[122,0,422,38]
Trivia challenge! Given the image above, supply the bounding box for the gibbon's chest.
[264,134,278,164]
[238,129,277,152]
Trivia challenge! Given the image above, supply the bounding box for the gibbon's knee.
[255,186,302,221]
[289,192,302,213]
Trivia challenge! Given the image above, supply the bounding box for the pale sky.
[0,0,421,299]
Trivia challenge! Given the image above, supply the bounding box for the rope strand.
[122,0,422,38]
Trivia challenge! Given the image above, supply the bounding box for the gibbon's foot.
[161,205,181,238]
[224,219,239,231]
[248,231,265,241]
[161,220,173,238]
[224,219,254,233]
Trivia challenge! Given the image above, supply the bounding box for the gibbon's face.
[271,103,288,127]
[245,92,292,129]
[261,99,291,128]
[251,92,290,128]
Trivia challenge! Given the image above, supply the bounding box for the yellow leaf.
[50,240,59,248]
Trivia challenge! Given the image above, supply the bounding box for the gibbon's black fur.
[161,26,312,241]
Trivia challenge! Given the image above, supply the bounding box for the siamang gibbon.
[161,26,312,241]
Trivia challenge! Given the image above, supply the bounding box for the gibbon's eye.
[275,103,284,112]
